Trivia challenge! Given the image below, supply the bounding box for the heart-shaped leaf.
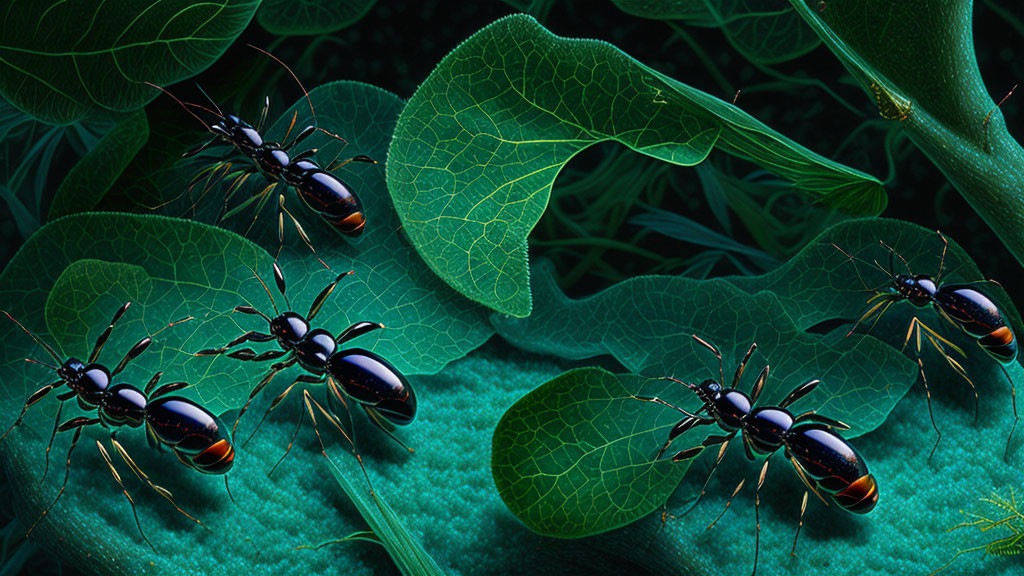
[0,0,261,124]
[387,14,885,318]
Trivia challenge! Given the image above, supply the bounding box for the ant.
[145,45,377,268]
[195,262,415,474]
[833,231,1018,458]
[1,303,233,549]
[635,336,878,576]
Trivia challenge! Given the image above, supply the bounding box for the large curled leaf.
[156,81,492,377]
[387,14,885,318]
[788,0,1024,276]
[612,0,820,64]
[0,0,261,124]
[48,109,149,220]
[257,0,379,35]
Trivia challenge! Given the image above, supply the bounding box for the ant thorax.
[269,311,309,348]
[63,361,111,406]
[891,274,938,307]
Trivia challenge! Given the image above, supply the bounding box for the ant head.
[211,115,264,154]
[57,358,85,380]
[891,274,937,307]
[697,379,722,401]
[269,311,309,348]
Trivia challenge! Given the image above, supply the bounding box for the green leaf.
[495,259,915,433]
[612,0,820,64]
[492,368,689,538]
[491,216,1024,539]
[158,81,493,376]
[48,110,148,221]
[726,217,1024,334]
[787,0,1024,278]
[320,442,446,576]
[0,0,261,124]
[257,0,378,35]
[387,14,885,318]
[0,214,274,415]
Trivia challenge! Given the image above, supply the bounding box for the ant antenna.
[246,44,347,145]
[879,240,912,275]
[3,311,62,364]
[244,264,279,315]
[144,82,217,133]
[194,83,224,117]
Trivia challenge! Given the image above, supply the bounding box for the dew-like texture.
[387,14,885,318]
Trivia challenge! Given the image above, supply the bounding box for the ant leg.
[282,125,316,151]
[303,390,374,493]
[706,478,746,531]
[655,415,716,459]
[108,314,193,379]
[751,458,771,576]
[917,358,943,461]
[790,491,809,557]
[89,302,131,362]
[182,137,220,159]
[732,342,758,389]
[108,435,203,526]
[231,358,297,438]
[362,405,414,453]
[335,321,385,345]
[326,155,377,172]
[792,411,850,430]
[278,194,329,270]
[1001,364,1018,459]
[256,96,270,132]
[633,395,703,419]
[243,373,322,449]
[935,231,950,283]
[40,400,66,483]
[692,335,725,384]
[268,407,305,477]
[306,271,356,322]
[687,434,735,512]
[778,379,822,409]
[749,366,769,405]
[149,380,190,399]
[0,380,62,442]
[26,417,98,539]
[94,440,155,550]
[195,331,274,357]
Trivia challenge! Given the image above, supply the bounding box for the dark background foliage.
[0,1,1020,574]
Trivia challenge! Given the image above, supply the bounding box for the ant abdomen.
[327,348,416,425]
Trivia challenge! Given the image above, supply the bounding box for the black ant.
[195,262,415,474]
[145,45,377,268]
[834,231,1018,458]
[1,303,234,549]
[635,336,878,576]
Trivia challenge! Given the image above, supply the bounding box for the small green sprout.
[931,489,1024,575]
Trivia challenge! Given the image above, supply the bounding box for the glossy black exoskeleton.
[636,336,877,576]
[834,231,1018,457]
[196,262,415,470]
[145,46,376,265]
[1,303,232,548]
